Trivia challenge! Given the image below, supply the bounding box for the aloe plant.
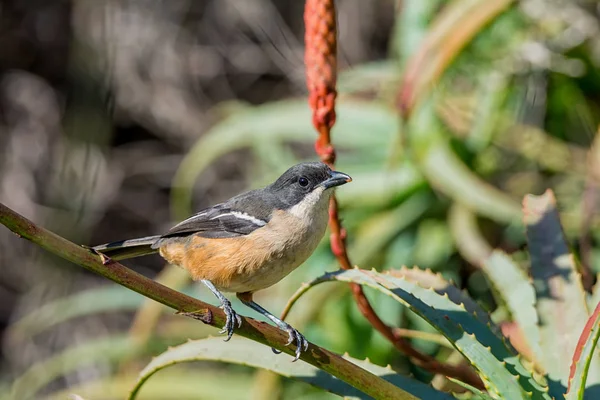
[129,337,452,400]
[270,190,598,399]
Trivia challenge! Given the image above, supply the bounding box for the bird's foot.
[176,308,213,324]
[219,299,242,341]
[273,323,308,362]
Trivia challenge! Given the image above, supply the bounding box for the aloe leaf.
[350,192,432,266]
[565,301,600,400]
[282,265,500,344]
[10,336,144,400]
[129,336,452,400]
[448,203,492,267]
[390,0,439,65]
[171,99,400,218]
[46,371,255,400]
[337,61,400,94]
[280,264,494,332]
[386,267,496,333]
[7,286,142,340]
[414,218,456,269]
[284,268,551,399]
[128,264,191,346]
[399,0,512,113]
[481,251,542,364]
[466,72,509,151]
[252,136,299,176]
[336,163,424,209]
[399,0,514,114]
[364,271,546,399]
[523,190,600,393]
[420,142,521,223]
[589,276,600,312]
[408,99,521,224]
[446,377,494,400]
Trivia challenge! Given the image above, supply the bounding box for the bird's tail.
[92,235,161,261]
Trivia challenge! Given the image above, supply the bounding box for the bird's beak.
[321,170,352,189]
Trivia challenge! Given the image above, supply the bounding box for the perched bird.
[92,162,351,360]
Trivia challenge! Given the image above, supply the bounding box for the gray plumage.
[92,162,335,260]
[92,235,160,260]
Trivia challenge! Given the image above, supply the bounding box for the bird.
[91,162,352,360]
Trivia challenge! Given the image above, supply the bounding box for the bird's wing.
[158,203,268,240]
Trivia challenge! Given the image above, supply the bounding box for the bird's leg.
[236,292,309,361]
[202,280,242,341]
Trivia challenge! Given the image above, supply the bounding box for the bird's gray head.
[268,162,351,209]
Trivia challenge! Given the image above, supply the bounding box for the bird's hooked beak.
[321,170,352,189]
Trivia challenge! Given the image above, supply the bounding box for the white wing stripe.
[210,211,267,226]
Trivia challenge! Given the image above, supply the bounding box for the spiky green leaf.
[387,266,496,333]
[481,251,542,363]
[284,268,551,399]
[447,377,494,400]
[7,286,142,341]
[408,99,521,224]
[129,336,452,400]
[45,371,256,400]
[8,336,144,400]
[524,190,600,394]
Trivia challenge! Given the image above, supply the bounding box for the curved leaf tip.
[523,189,596,392]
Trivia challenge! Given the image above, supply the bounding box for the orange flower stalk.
[303,0,483,388]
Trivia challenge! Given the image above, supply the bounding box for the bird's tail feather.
[92,235,161,261]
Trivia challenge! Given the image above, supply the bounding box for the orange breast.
[158,206,329,293]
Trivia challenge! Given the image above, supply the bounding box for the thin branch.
[0,202,414,400]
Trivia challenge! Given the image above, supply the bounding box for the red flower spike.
[301,0,484,389]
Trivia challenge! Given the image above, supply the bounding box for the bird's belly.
[226,228,323,293]
[224,214,325,293]
[171,209,328,294]
[226,250,307,293]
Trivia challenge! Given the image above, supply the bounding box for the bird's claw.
[219,300,242,341]
[282,324,309,362]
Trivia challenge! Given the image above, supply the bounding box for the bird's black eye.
[298,177,309,187]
